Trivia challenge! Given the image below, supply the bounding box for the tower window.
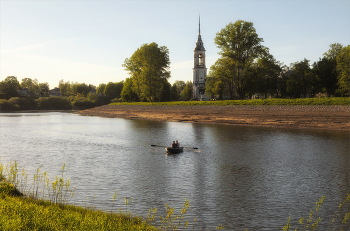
[199,54,204,65]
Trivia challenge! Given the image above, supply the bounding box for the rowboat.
[165,147,184,154]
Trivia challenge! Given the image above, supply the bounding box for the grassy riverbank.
[110,97,350,106]
[0,161,196,231]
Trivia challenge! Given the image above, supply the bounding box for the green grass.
[0,194,156,231]
[110,97,350,106]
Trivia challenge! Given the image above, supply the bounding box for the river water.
[0,112,349,230]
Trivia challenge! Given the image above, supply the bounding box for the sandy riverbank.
[78,105,350,131]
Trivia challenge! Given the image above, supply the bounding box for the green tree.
[180,81,193,101]
[96,83,106,95]
[312,57,337,96]
[255,53,282,98]
[1,76,20,99]
[59,80,69,96]
[286,59,315,98]
[170,83,179,101]
[323,43,343,60]
[159,79,171,102]
[121,78,139,102]
[21,78,40,95]
[336,45,350,96]
[76,83,90,97]
[123,42,171,101]
[214,20,266,99]
[104,81,124,98]
[206,58,236,100]
[39,82,50,97]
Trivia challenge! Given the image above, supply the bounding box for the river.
[0,112,349,230]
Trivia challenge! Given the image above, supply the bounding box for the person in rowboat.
[175,140,180,148]
[171,141,176,148]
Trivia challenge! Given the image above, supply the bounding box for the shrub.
[0,99,18,111]
[8,97,36,110]
[36,97,72,110]
[72,98,96,109]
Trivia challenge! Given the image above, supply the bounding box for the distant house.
[18,87,29,96]
[49,87,61,96]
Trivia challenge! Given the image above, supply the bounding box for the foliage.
[72,97,96,109]
[96,83,106,95]
[180,81,193,101]
[323,43,344,60]
[0,99,18,111]
[206,58,237,100]
[104,81,124,98]
[214,20,266,99]
[312,57,337,97]
[285,59,316,98]
[123,42,171,101]
[121,78,139,102]
[336,45,350,96]
[39,82,50,97]
[20,78,41,95]
[76,83,90,97]
[8,97,37,110]
[0,76,20,99]
[35,97,72,110]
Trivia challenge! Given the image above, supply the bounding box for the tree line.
[1,20,349,106]
[206,20,349,100]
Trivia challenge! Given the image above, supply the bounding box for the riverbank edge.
[78,105,350,131]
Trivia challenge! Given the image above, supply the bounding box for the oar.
[183,147,198,150]
[151,144,167,148]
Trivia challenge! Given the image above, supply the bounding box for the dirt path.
[78,105,350,131]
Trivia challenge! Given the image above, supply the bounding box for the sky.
[1,0,349,89]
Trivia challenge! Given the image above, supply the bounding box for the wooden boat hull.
[165,147,184,154]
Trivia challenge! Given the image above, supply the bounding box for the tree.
[214,20,266,99]
[336,45,350,96]
[180,81,193,100]
[1,76,20,99]
[312,57,337,96]
[96,83,106,95]
[286,59,315,98]
[323,43,343,60]
[170,83,179,101]
[39,82,50,97]
[121,78,139,102]
[21,78,40,95]
[76,83,90,97]
[123,42,171,101]
[206,58,236,100]
[104,81,124,98]
[255,53,282,98]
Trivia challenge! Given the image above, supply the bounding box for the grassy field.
[110,97,350,106]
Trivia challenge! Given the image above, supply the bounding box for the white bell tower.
[193,16,208,100]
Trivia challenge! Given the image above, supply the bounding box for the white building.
[193,16,209,101]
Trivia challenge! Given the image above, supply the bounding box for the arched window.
[199,54,204,65]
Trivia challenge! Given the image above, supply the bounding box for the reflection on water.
[0,112,349,230]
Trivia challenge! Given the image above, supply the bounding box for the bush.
[72,98,96,109]
[36,97,72,110]
[111,98,122,103]
[8,97,36,110]
[0,99,18,111]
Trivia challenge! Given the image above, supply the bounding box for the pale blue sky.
[1,0,349,89]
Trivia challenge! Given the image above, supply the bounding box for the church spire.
[199,14,201,35]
